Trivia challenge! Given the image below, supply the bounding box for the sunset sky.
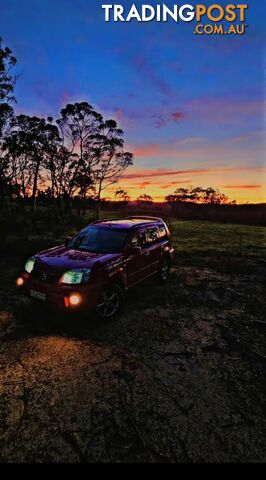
[0,0,265,203]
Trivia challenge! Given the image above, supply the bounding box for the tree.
[165,186,228,205]
[137,194,153,206]
[84,117,133,218]
[3,115,61,211]
[201,187,228,205]
[1,99,134,215]
[165,186,202,203]
[0,37,17,138]
[115,188,130,204]
[57,103,133,215]
[0,38,18,203]
[56,102,103,200]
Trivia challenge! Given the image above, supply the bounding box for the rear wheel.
[96,283,124,320]
[158,257,171,283]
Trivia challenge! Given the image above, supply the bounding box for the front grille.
[32,269,60,285]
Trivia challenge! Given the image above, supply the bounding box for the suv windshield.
[68,226,129,254]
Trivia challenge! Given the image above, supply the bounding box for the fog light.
[16,277,25,287]
[69,294,82,307]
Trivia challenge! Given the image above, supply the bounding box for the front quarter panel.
[93,255,127,290]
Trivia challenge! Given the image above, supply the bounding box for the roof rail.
[90,218,112,225]
[126,216,163,222]
[91,216,163,224]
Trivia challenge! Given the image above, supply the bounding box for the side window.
[130,230,146,249]
[146,227,160,246]
[158,224,168,241]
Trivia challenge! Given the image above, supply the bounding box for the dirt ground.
[0,257,265,463]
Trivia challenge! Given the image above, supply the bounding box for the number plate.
[30,290,47,302]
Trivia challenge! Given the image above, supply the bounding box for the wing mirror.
[125,246,142,256]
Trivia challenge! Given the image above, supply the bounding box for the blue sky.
[0,0,265,201]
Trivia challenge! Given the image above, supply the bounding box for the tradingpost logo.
[101,3,249,36]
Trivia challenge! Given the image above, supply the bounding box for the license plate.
[30,290,47,302]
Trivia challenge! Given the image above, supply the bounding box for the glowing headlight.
[60,269,91,285]
[25,257,36,274]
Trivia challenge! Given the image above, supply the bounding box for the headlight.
[60,269,91,285]
[25,257,36,274]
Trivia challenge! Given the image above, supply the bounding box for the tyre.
[158,257,171,283]
[96,283,124,320]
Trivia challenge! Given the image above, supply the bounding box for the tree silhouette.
[4,115,61,212]
[0,38,18,202]
[115,188,130,204]
[88,118,133,218]
[0,37,17,138]
[201,187,228,205]
[165,186,229,205]
[56,104,133,216]
[56,103,103,200]
[137,194,154,206]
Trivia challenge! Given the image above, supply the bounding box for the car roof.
[91,216,164,230]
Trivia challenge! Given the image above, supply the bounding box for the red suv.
[17,217,174,319]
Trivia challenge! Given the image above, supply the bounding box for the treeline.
[0,38,133,218]
[165,186,234,205]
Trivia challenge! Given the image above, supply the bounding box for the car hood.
[35,245,121,273]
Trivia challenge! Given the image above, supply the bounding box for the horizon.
[92,197,266,206]
[0,0,265,203]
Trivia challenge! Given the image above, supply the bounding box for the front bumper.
[17,272,102,311]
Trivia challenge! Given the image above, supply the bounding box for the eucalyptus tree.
[137,194,154,206]
[0,38,18,202]
[56,102,103,199]
[57,103,134,216]
[115,189,131,204]
[0,37,17,138]
[4,115,61,211]
[88,119,134,218]
[165,186,228,204]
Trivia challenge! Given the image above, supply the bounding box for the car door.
[124,229,150,287]
[145,226,162,275]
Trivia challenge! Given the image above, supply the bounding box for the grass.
[0,215,265,297]
[169,220,266,259]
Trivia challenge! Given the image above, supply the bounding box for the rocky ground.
[0,257,265,463]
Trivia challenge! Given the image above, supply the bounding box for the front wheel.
[96,284,124,320]
[158,257,171,283]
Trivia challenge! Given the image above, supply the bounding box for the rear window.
[130,230,146,249]
[146,227,160,245]
[158,224,168,240]
[146,224,168,245]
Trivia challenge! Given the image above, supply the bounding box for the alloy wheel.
[97,286,121,318]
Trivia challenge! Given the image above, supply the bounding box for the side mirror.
[125,246,142,256]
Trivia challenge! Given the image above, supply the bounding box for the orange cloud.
[160,180,192,189]
[223,185,263,189]
[123,166,265,181]
[123,168,209,180]
[138,181,152,189]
